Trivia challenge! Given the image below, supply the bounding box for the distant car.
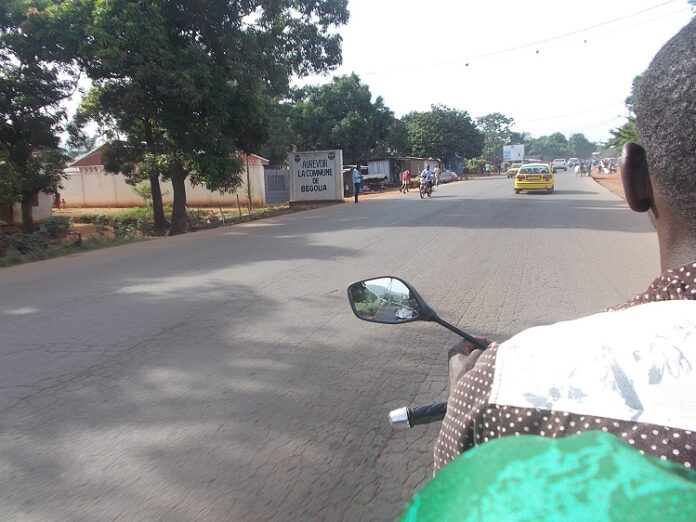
[514,163,554,194]
[438,170,459,184]
[567,158,580,168]
[507,163,523,178]
[551,159,567,172]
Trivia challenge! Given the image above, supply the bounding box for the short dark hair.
[635,18,696,226]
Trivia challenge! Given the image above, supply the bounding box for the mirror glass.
[348,277,422,324]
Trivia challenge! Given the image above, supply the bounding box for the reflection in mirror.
[348,277,422,324]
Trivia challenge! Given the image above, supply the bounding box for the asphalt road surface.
[0,173,659,521]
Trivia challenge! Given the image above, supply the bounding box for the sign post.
[289,150,344,205]
[503,145,525,162]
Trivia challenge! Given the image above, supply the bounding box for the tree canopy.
[567,133,596,159]
[477,113,514,166]
[525,132,569,160]
[67,0,349,234]
[403,105,483,165]
[606,74,642,151]
[290,74,394,165]
[0,1,76,231]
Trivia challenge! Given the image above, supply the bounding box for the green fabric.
[401,432,696,522]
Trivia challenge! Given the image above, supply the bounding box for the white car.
[567,158,580,168]
[438,171,459,184]
[551,159,567,172]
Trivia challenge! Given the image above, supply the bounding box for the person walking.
[400,169,410,193]
[433,165,441,186]
[352,162,363,203]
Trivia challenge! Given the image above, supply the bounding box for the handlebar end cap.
[389,407,412,430]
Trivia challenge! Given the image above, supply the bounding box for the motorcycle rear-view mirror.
[347,276,432,324]
[347,276,488,349]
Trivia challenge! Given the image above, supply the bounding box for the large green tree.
[0,145,21,205]
[290,74,394,165]
[70,83,171,233]
[527,132,568,160]
[477,113,514,167]
[371,118,410,158]
[67,0,348,234]
[509,131,532,145]
[403,105,483,165]
[0,1,76,232]
[606,74,642,150]
[257,98,294,166]
[567,133,596,159]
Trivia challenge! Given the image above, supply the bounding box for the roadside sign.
[289,150,344,203]
[503,145,525,162]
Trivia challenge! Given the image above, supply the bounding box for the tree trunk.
[20,195,34,234]
[169,163,187,236]
[149,172,168,235]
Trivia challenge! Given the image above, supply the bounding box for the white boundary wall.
[60,160,267,208]
[9,193,53,225]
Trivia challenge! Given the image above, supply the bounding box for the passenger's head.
[623,18,696,237]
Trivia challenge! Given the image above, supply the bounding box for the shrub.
[72,214,100,224]
[112,220,138,239]
[115,207,152,225]
[131,182,153,207]
[0,232,47,258]
[39,216,71,239]
[93,215,109,236]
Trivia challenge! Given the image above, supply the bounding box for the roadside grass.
[0,235,148,268]
[56,206,156,224]
[54,203,299,227]
[1,202,336,268]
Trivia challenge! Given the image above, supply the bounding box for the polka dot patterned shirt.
[434,261,696,474]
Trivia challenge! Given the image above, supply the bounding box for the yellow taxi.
[514,163,554,193]
[506,163,522,178]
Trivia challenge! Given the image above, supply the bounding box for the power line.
[542,7,692,51]
[363,0,680,75]
[456,0,678,64]
[522,101,627,123]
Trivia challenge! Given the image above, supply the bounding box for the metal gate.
[264,167,290,204]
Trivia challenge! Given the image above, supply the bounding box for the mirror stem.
[432,314,489,349]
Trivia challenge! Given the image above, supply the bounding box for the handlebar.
[388,401,447,430]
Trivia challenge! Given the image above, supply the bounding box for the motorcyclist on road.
[420,165,434,192]
[434,17,696,475]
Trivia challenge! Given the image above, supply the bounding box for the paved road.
[0,174,658,521]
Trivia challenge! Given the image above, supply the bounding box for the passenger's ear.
[620,142,653,213]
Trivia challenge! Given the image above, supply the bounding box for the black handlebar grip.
[408,401,448,426]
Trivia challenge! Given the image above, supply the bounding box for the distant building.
[366,157,440,186]
[61,145,269,207]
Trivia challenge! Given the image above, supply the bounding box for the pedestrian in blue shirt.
[352,162,363,203]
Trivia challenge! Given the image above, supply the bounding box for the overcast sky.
[295,0,694,142]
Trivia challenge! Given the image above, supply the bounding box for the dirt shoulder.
[592,171,625,200]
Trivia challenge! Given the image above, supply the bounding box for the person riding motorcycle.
[420,165,434,192]
[434,17,696,475]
